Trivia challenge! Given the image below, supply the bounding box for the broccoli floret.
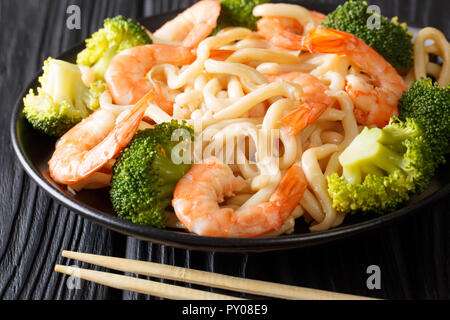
[23,58,105,137]
[327,118,436,214]
[327,78,449,215]
[214,0,269,33]
[322,0,413,71]
[77,15,151,81]
[398,78,450,163]
[110,121,194,228]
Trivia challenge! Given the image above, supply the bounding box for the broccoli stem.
[339,127,406,184]
[92,46,118,80]
[153,154,191,184]
[374,145,405,174]
[43,60,84,105]
[158,184,177,200]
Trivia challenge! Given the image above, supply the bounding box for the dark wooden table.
[1,0,449,300]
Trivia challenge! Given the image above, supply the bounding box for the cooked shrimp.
[311,11,327,25]
[257,17,305,50]
[153,0,221,48]
[172,157,307,238]
[259,26,407,127]
[255,8,325,50]
[105,44,195,106]
[266,72,334,135]
[300,27,408,127]
[48,91,155,185]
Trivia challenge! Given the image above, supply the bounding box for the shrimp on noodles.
[48,91,155,185]
[254,2,325,50]
[258,23,407,127]
[172,157,308,238]
[300,27,408,127]
[153,0,221,48]
[267,72,334,135]
[105,44,195,106]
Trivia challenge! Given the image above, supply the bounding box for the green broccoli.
[77,15,151,81]
[322,0,413,71]
[110,121,194,228]
[213,0,269,34]
[327,78,449,215]
[327,118,436,214]
[23,58,105,137]
[398,78,450,164]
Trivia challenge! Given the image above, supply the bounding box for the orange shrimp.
[172,157,307,238]
[300,27,408,127]
[48,91,155,185]
[259,25,407,127]
[256,11,325,50]
[311,11,327,25]
[105,44,195,106]
[266,72,334,135]
[257,17,305,50]
[153,0,221,48]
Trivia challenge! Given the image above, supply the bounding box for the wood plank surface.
[0,0,449,300]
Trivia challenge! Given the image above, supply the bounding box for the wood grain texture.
[0,0,449,300]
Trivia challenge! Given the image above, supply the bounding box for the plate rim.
[9,12,450,252]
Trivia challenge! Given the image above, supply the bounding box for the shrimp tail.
[151,81,174,115]
[271,164,307,215]
[111,91,155,147]
[280,102,328,135]
[89,91,155,176]
[265,164,308,231]
[209,49,236,61]
[302,27,358,53]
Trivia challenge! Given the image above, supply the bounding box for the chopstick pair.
[55,250,376,300]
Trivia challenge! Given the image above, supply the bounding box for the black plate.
[10,11,450,252]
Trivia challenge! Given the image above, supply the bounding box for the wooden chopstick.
[60,250,376,300]
[54,264,243,300]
